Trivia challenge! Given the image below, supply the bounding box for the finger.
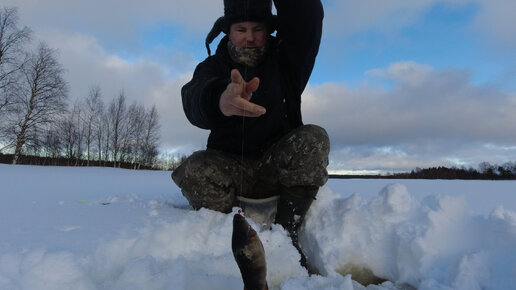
[231,69,244,85]
[230,97,266,116]
[228,82,243,98]
[230,107,264,118]
[244,77,260,100]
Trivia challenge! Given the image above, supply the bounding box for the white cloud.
[366,62,434,87]
[4,0,221,46]
[327,141,514,173]
[146,73,209,153]
[323,0,515,50]
[473,0,516,48]
[303,61,516,170]
[42,32,164,100]
[304,61,516,145]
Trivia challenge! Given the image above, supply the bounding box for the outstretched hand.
[219,69,266,117]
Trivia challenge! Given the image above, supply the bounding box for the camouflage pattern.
[171,124,330,213]
[227,40,268,67]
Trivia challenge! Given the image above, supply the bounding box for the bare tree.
[98,105,108,164]
[478,162,493,174]
[107,91,127,167]
[60,111,76,161]
[42,123,62,159]
[115,102,161,168]
[84,85,103,165]
[60,102,83,164]
[0,7,31,113]
[141,105,160,167]
[10,42,68,164]
[125,102,145,166]
[102,96,161,168]
[73,102,84,165]
[102,110,111,164]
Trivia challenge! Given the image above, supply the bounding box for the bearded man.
[172,0,328,267]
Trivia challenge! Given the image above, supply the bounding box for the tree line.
[391,162,516,180]
[0,6,166,169]
[330,162,516,180]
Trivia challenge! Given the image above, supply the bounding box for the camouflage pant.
[171,124,330,213]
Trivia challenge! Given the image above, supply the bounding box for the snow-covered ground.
[0,164,515,289]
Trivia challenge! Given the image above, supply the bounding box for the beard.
[227,40,269,67]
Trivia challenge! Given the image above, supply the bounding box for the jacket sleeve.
[181,58,231,129]
[273,0,324,94]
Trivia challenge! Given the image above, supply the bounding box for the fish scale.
[232,213,268,290]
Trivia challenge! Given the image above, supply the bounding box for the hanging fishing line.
[238,0,250,208]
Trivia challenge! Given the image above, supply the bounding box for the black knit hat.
[205,0,277,55]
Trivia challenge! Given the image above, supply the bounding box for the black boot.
[274,186,318,271]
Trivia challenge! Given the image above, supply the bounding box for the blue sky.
[5,0,516,173]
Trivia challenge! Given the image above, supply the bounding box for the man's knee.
[294,124,330,155]
[284,124,329,167]
[171,150,239,213]
[277,124,330,160]
[262,124,330,188]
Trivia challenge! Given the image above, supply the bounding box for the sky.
[4,0,516,174]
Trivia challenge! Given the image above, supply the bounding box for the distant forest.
[3,152,516,180]
[0,152,186,171]
[330,162,516,180]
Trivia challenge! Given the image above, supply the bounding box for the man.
[172,0,328,266]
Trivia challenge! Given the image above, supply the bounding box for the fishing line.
[238,0,250,209]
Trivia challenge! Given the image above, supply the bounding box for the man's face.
[228,22,267,48]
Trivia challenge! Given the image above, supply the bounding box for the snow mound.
[302,183,516,289]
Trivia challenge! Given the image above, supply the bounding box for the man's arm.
[273,0,324,92]
[181,59,230,129]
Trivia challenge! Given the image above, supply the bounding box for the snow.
[0,164,515,289]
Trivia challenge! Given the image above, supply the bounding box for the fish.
[232,213,268,290]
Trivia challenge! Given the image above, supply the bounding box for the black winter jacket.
[181,0,323,156]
